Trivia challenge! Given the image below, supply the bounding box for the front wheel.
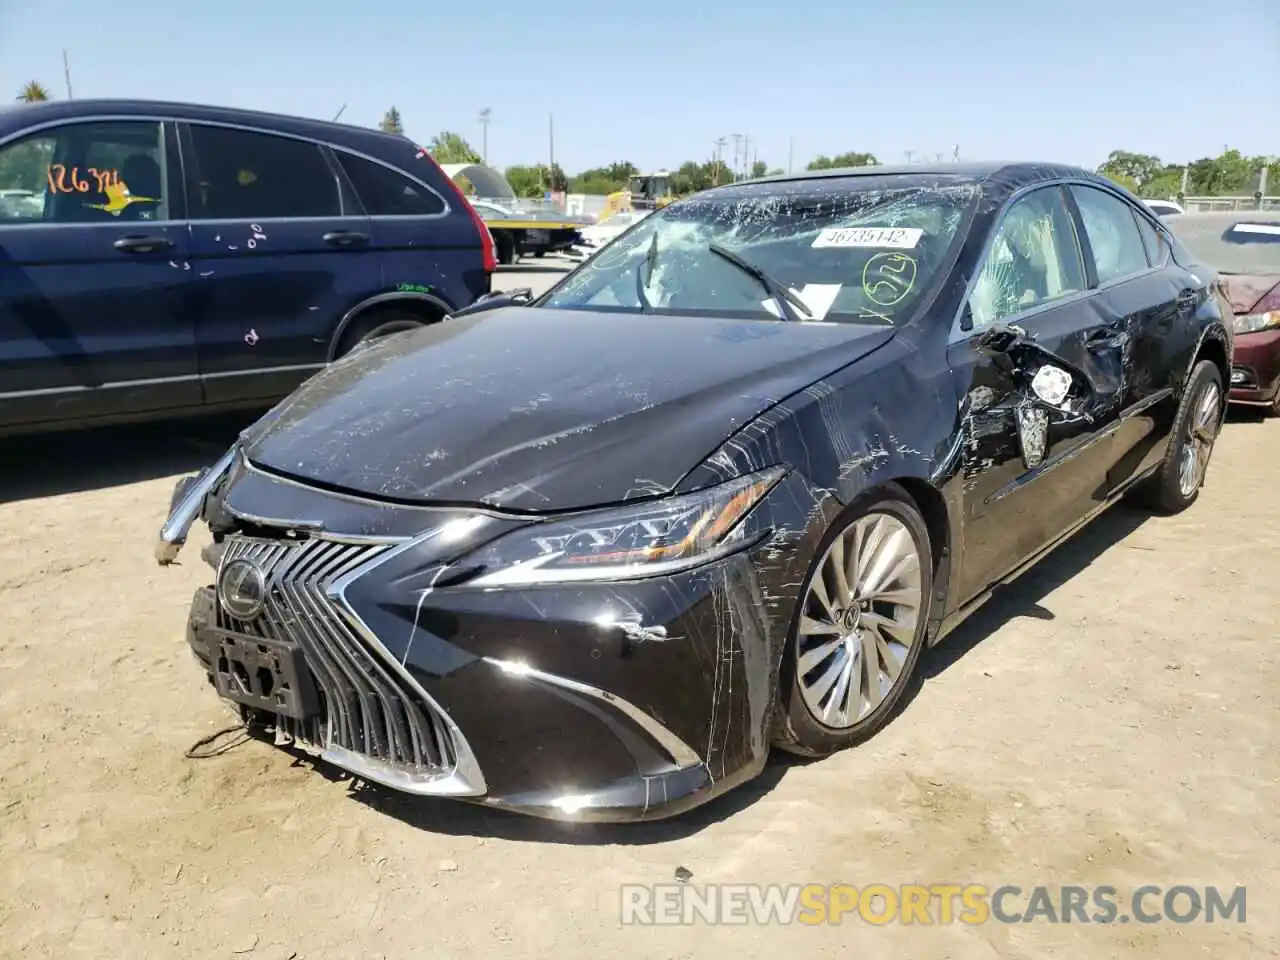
[773,485,933,757]
[1144,359,1224,512]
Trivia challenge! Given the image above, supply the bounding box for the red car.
[1166,210,1280,414]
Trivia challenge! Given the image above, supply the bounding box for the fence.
[1180,195,1280,212]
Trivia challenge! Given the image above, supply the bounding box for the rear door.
[0,118,197,431]
[948,184,1130,601]
[181,122,376,406]
[1067,184,1199,492]
[331,147,488,311]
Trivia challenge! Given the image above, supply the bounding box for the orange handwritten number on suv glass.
[46,165,120,193]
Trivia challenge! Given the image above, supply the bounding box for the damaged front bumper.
[154,445,238,565]
[158,455,808,821]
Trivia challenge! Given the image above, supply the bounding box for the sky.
[1,0,1276,176]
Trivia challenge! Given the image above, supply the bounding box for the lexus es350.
[156,163,1233,822]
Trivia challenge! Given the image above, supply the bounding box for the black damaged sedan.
[157,162,1233,822]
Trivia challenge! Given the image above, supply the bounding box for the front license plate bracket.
[210,630,319,721]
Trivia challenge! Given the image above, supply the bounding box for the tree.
[453,174,475,196]
[1097,151,1163,189]
[1102,172,1140,194]
[1187,149,1254,196]
[428,131,481,165]
[379,107,404,136]
[806,151,878,171]
[569,161,637,195]
[750,160,769,179]
[15,81,50,103]
[504,163,569,198]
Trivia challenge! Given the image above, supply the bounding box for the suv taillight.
[416,147,496,273]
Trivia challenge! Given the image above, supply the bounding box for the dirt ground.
[1,272,1276,958]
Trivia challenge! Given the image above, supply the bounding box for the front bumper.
[178,460,818,821]
[1227,327,1280,406]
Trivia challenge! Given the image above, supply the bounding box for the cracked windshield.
[1,1,1277,959]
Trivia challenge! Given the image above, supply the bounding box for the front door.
[1067,184,1196,492]
[0,118,197,430]
[180,122,376,406]
[949,184,1133,602]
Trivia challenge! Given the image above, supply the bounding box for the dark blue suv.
[0,99,495,437]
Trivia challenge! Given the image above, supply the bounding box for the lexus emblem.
[218,558,267,621]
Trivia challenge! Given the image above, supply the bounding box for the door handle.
[322,230,370,247]
[113,235,173,253]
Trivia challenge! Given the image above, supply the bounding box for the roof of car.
[0,98,404,147]
[709,161,1105,193]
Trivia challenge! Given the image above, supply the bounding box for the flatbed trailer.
[485,217,586,262]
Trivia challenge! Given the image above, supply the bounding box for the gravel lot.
[1,260,1276,959]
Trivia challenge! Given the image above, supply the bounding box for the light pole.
[478,108,492,165]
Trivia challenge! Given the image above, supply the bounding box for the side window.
[968,187,1086,330]
[336,152,445,216]
[0,121,167,224]
[1069,185,1151,284]
[1131,209,1168,266]
[187,125,340,220]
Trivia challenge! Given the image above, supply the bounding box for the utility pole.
[787,137,794,174]
[332,103,347,122]
[904,149,915,164]
[731,134,743,181]
[953,144,960,161]
[62,49,73,99]
[742,135,751,179]
[713,136,727,184]
[547,113,555,196]
[478,108,492,165]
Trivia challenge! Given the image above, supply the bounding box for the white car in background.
[1144,199,1184,217]
[577,210,653,252]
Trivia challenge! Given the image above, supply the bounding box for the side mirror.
[448,288,533,319]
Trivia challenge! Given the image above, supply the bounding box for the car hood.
[1221,274,1279,314]
[239,307,896,512]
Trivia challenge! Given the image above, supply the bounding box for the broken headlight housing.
[460,467,785,587]
[1233,310,1280,335]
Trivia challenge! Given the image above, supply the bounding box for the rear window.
[1165,216,1280,275]
[337,152,446,216]
[539,175,981,325]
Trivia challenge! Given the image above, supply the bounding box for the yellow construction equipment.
[599,170,676,220]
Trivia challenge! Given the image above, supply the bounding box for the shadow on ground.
[0,413,262,505]
[268,504,1157,845]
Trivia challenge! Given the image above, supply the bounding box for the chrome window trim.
[948,177,1167,343]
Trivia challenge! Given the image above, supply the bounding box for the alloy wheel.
[795,513,924,729]
[1177,380,1222,498]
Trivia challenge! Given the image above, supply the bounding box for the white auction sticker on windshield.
[812,227,923,249]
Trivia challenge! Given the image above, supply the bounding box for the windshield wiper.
[635,232,658,313]
[708,242,812,322]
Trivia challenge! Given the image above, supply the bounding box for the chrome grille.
[216,536,454,773]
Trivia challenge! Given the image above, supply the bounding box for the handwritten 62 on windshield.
[47,164,121,194]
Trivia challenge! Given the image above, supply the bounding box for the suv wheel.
[335,311,425,358]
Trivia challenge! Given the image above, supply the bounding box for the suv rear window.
[337,152,446,216]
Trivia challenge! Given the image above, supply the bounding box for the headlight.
[460,467,786,587]
[1233,310,1280,334]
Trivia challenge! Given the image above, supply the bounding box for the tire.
[773,484,933,758]
[334,310,425,359]
[1143,359,1224,513]
[533,250,546,258]
[494,233,517,266]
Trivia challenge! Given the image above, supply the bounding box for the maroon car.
[1165,210,1280,414]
